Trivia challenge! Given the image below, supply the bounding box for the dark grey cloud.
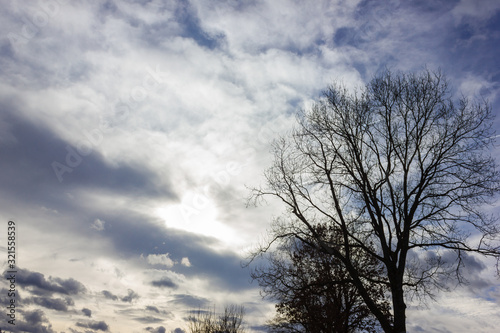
[172,328,185,333]
[134,316,164,323]
[414,249,491,291]
[146,326,167,333]
[101,289,139,303]
[30,296,73,312]
[151,277,178,289]
[100,289,140,303]
[117,307,173,325]
[101,290,118,301]
[0,107,177,210]
[8,268,86,296]
[145,305,160,313]
[7,309,56,333]
[460,252,490,289]
[170,294,209,308]
[82,308,92,317]
[99,212,253,291]
[76,320,109,331]
[462,253,487,273]
[24,309,48,325]
[121,289,140,303]
[52,277,87,296]
[0,287,23,304]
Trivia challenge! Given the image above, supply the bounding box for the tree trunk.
[391,281,406,333]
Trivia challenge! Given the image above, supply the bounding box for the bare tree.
[188,304,245,333]
[252,224,390,333]
[250,69,500,332]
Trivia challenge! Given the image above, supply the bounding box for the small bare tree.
[188,304,245,333]
[250,69,500,332]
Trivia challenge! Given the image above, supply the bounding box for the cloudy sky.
[1,0,500,332]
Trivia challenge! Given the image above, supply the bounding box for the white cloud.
[452,0,500,21]
[91,218,105,231]
[407,289,500,332]
[181,257,191,267]
[146,253,176,268]
[193,0,359,54]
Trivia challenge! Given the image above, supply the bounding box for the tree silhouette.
[187,304,245,333]
[250,69,500,332]
[252,224,390,333]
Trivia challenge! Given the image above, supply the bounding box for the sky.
[1,0,500,332]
